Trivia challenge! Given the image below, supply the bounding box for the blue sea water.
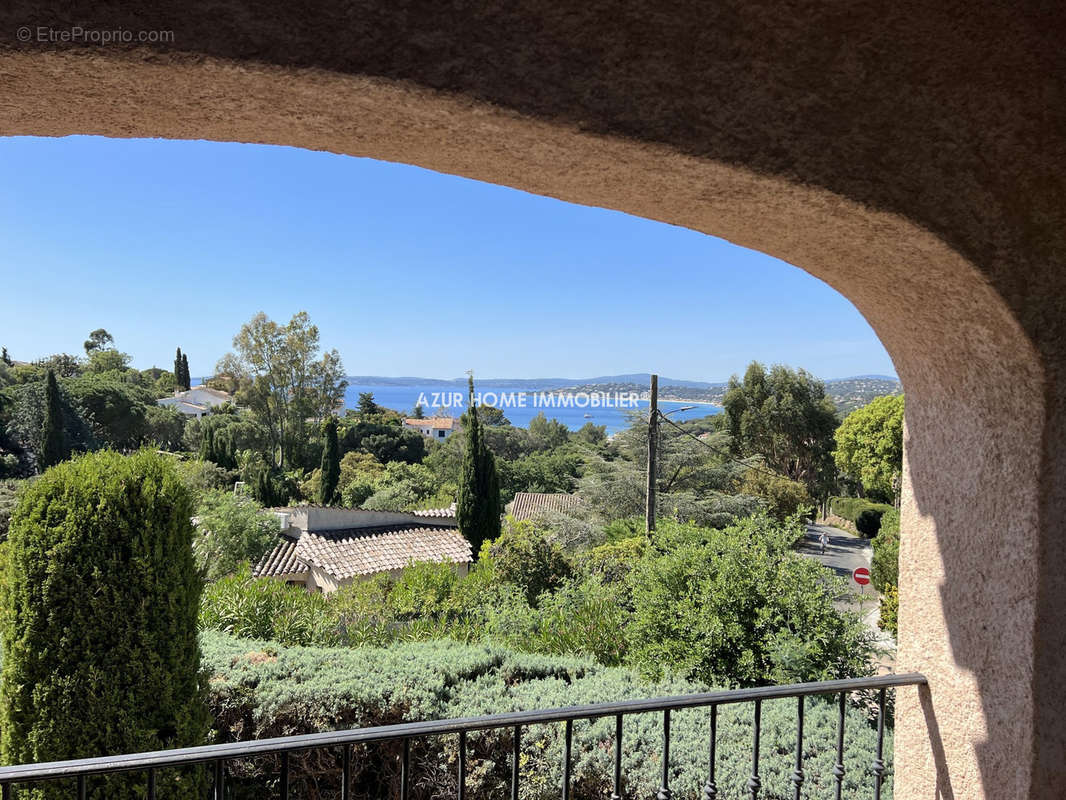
[343,383,718,434]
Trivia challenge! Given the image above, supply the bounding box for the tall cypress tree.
[173,348,183,390]
[180,353,191,390]
[456,376,501,557]
[317,416,341,506]
[39,369,67,470]
[1,451,210,798]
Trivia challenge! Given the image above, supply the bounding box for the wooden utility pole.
[646,374,658,534]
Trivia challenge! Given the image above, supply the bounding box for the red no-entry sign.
[853,567,871,586]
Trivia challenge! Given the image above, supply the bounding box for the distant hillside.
[823,376,903,413]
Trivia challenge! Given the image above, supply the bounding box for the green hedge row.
[202,632,893,800]
[828,497,895,537]
[871,510,901,636]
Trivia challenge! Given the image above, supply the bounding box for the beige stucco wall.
[1,3,1063,795]
[285,507,444,534]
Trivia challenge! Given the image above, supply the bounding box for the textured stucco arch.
[2,3,1064,796]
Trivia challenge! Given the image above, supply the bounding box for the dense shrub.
[576,536,647,584]
[194,490,280,581]
[200,569,338,646]
[629,517,874,687]
[880,585,899,637]
[489,519,572,604]
[870,509,900,592]
[173,457,235,499]
[828,497,894,537]
[491,577,630,666]
[201,632,893,800]
[855,508,884,536]
[871,509,900,637]
[1,450,210,799]
[201,513,875,689]
[0,479,30,541]
[738,469,812,522]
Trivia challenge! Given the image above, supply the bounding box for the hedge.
[1,451,210,799]
[828,497,894,537]
[871,510,901,636]
[201,632,893,800]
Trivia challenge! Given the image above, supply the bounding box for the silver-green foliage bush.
[203,632,893,800]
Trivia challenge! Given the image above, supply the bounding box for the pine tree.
[317,417,341,506]
[39,370,67,470]
[1,451,210,798]
[174,348,183,390]
[181,353,191,390]
[1,347,11,366]
[456,376,501,557]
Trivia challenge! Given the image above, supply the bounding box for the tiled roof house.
[402,417,460,440]
[254,506,471,594]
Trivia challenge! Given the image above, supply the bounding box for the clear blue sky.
[0,135,894,382]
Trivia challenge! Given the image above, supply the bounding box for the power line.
[656,411,784,481]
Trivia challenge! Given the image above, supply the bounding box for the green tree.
[457,377,501,557]
[0,348,11,366]
[573,421,607,446]
[357,392,382,416]
[477,405,510,426]
[82,328,114,354]
[0,450,210,798]
[38,370,67,469]
[4,380,95,464]
[85,347,132,374]
[411,404,425,419]
[194,490,279,581]
[722,362,839,497]
[65,374,154,449]
[173,347,184,389]
[216,311,348,469]
[833,394,904,501]
[362,462,442,511]
[173,348,191,391]
[738,468,812,521]
[32,353,82,379]
[143,405,187,451]
[527,412,570,450]
[318,416,341,505]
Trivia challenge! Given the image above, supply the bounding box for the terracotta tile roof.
[256,524,472,581]
[254,537,309,577]
[403,417,458,430]
[411,502,457,519]
[509,492,581,521]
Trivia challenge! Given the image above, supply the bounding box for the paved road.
[798,523,872,585]
[798,524,895,666]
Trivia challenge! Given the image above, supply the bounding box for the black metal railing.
[0,673,925,799]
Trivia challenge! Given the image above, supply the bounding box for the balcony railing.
[0,672,926,799]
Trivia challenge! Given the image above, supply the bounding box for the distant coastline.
[345,373,901,417]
